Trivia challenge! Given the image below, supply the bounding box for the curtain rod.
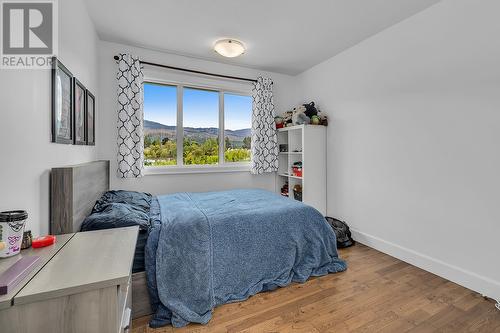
[113,55,258,83]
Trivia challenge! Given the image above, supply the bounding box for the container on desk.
[0,211,28,258]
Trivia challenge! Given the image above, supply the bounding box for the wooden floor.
[132,243,500,333]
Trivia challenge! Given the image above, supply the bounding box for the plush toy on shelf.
[318,110,328,126]
[281,110,294,127]
[278,101,329,127]
[303,102,318,118]
[292,161,303,177]
[280,182,289,197]
[311,115,320,125]
[292,184,303,201]
[274,116,284,129]
[291,105,310,125]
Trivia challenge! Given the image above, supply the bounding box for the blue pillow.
[81,202,151,232]
[92,190,152,214]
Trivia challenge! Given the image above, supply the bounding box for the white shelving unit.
[275,124,327,215]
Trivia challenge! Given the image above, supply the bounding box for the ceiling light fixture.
[214,39,245,58]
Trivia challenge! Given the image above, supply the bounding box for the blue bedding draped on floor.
[145,189,347,328]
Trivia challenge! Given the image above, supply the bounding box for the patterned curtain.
[116,53,144,178]
[251,77,278,174]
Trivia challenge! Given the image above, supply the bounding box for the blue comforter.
[145,189,347,328]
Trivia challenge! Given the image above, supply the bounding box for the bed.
[50,161,347,328]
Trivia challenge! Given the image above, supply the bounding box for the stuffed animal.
[274,116,284,129]
[308,106,328,126]
[294,113,310,125]
[292,105,310,125]
[311,115,320,125]
[280,102,323,126]
[303,102,318,118]
[317,109,328,126]
[281,110,294,126]
[320,115,328,126]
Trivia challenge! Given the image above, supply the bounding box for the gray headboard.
[50,160,110,235]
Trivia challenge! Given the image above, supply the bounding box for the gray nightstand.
[0,226,138,333]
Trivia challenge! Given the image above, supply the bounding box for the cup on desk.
[0,211,28,258]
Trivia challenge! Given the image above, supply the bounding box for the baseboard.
[350,228,500,301]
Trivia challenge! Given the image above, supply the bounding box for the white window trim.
[144,163,251,175]
[143,78,252,175]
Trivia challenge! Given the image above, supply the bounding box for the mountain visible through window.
[143,83,177,166]
[224,93,252,162]
[183,88,219,165]
[143,82,252,167]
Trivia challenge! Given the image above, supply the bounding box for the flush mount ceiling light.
[214,39,245,58]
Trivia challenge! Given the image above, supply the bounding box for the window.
[183,88,219,165]
[224,93,252,163]
[143,83,177,167]
[143,82,252,171]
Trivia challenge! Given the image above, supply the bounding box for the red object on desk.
[32,235,56,248]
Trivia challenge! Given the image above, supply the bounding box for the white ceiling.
[84,0,440,75]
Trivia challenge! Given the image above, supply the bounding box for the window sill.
[143,163,251,175]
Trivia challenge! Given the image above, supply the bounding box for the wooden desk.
[0,226,138,333]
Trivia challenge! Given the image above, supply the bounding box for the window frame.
[143,78,252,175]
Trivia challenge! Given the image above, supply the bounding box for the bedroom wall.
[97,41,298,195]
[0,0,99,236]
[295,0,500,300]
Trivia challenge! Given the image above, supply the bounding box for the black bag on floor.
[326,217,355,248]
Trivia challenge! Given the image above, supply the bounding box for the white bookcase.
[275,125,327,215]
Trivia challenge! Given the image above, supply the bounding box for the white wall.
[97,41,297,195]
[295,0,500,300]
[0,0,99,236]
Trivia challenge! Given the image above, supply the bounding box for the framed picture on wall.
[73,78,87,145]
[51,58,73,144]
[86,90,95,146]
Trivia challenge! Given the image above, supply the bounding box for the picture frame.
[51,57,73,144]
[73,78,87,145]
[86,90,95,146]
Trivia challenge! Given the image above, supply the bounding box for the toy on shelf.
[292,161,303,177]
[292,105,310,125]
[281,110,293,127]
[274,116,284,129]
[279,144,288,152]
[278,101,328,127]
[280,182,289,197]
[293,184,303,201]
[311,115,320,125]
